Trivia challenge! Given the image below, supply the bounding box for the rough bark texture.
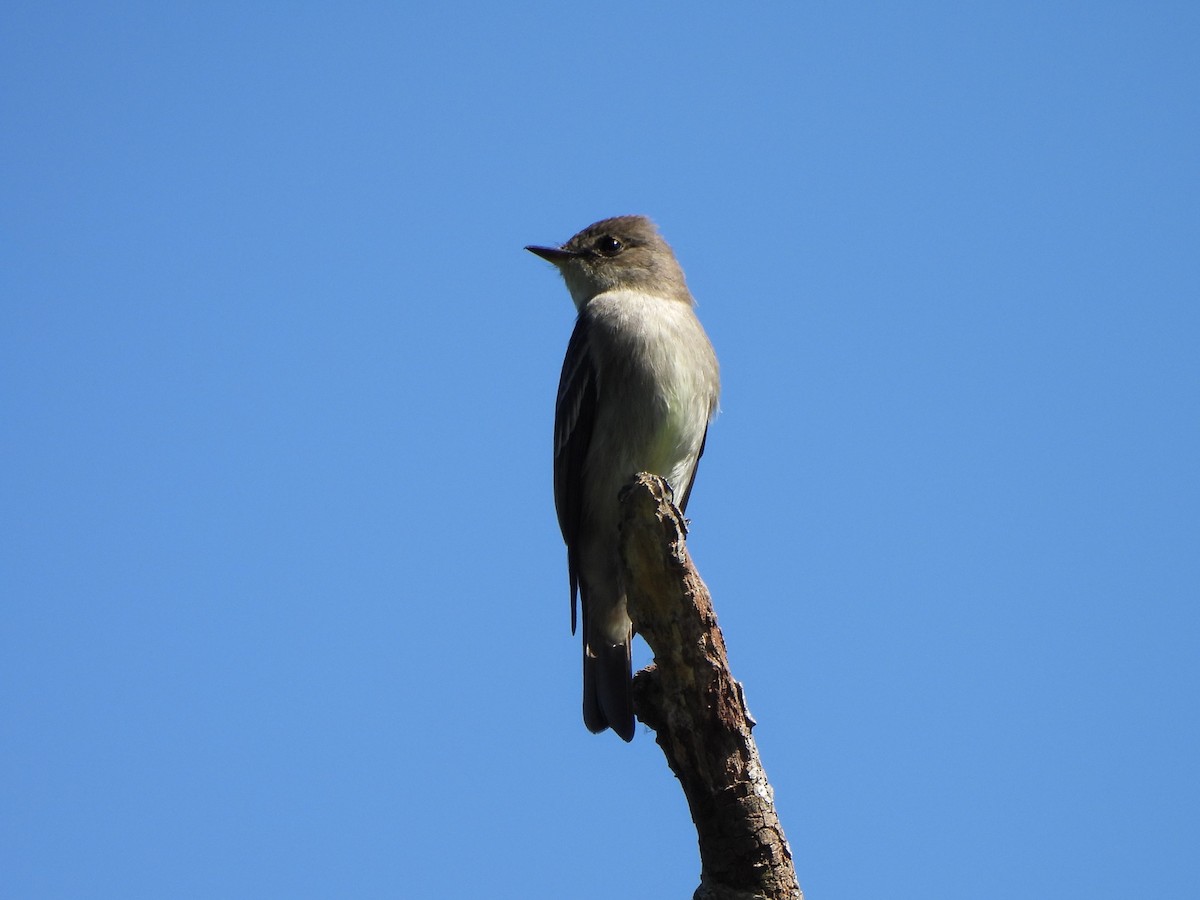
[619,474,802,900]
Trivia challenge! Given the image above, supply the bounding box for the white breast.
[584,289,720,504]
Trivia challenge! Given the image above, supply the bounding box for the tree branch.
[619,474,802,900]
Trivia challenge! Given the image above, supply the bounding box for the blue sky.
[2,3,1197,898]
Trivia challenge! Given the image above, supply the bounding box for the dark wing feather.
[553,316,597,635]
[676,423,708,513]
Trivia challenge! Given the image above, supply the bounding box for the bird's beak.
[525,244,577,264]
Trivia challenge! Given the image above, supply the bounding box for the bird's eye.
[595,236,623,256]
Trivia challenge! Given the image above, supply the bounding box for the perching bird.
[527,216,720,741]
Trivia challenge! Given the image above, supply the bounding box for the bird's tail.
[582,637,634,742]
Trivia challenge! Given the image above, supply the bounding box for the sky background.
[2,3,1198,898]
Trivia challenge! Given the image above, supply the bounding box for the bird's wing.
[553,315,597,635]
[676,422,708,513]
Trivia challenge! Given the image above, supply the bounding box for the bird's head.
[526,215,691,310]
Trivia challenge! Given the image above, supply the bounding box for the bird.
[527,215,720,741]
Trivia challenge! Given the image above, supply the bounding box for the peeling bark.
[619,474,802,900]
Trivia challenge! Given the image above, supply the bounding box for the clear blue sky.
[3,3,1197,898]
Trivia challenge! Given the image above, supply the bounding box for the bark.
[619,474,802,900]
